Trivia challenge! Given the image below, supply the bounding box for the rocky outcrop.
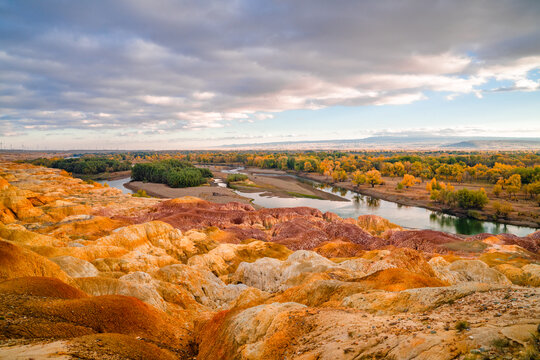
[232,251,347,293]
[429,257,511,285]
[0,240,70,282]
[0,276,88,299]
[50,256,99,278]
[197,302,307,360]
[470,232,540,253]
[187,240,292,277]
[75,275,167,311]
[0,177,44,222]
[376,229,465,253]
[270,217,377,250]
[356,214,402,236]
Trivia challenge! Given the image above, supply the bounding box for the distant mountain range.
[217,136,540,150]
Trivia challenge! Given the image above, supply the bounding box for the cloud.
[1,0,539,139]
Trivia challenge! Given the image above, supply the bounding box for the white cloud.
[193,91,215,100]
[374,92,427,106]
[1,0,539,140]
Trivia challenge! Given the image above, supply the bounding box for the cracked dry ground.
[0,161,539,360]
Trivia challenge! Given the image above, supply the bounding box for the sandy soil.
[125,165,347,206]
[125,181,258,206]
[209,167,346,202]
[201,165,539,228]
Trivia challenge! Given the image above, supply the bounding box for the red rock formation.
[375,229,465,253]
[469,232,540,253]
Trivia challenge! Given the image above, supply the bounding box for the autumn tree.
[525,181,540,199]
[351,170,366,187]
[303,161,314,172]
[505,174,521,199]
[365,169,382,187]
[319,159,334,178]
[401,174,419,188]
[492,201,513,218]
[426,177,443,192]
[331,169,347,182]
[393,162,406,177]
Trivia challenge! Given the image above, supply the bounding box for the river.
[225,168,537,236]
[96,177,134,194]
[102,173,537,237]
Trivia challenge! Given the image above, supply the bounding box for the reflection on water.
[352,194,380,210]
[429,213,486,235]
[214,178,227,188]
[96,177,134,194]
[231,172,536,236]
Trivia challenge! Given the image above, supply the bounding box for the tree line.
[131,159,213,188]
[27,157,131,175]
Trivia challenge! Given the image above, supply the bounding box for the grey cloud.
[1,0,539,135]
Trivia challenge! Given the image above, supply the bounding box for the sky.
[1,0,539,150]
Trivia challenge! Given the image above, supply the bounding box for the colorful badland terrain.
[0,161,539,359]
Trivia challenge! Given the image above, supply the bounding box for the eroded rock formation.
[0,161,538,359]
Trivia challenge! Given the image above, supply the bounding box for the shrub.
[467,210,481,219]
[491,337,510,350]
[493,184,503,197]
[132,189,150,198]
[454,320,470,332]
[456,188,488,209]
[226,174,248,183]
[396,182,404,190]
[492,201,513,218]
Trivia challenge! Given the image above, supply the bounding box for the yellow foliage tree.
[351,170,366,186]
[303,161,313,172]
[365,169,382,188]
[505,174,521,199]
[401,174,418,188]
[332,169,347,182]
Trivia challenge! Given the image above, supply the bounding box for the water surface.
[103,172,537,236]
[96,177,134,194]
[229,169,537,236]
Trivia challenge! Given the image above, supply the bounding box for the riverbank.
[125,165,346,206]
[296,171,539,228]
[204,165,539,229]
[124,181,259,207]
[208,167,346,202]
[74,170,132,181]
